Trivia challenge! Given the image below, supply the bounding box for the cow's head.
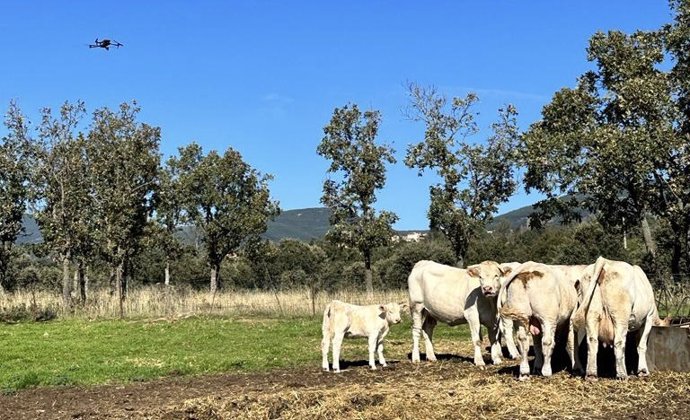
[380,302,407,324]
[469,261,513,297]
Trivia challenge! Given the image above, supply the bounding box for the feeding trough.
[647,318,690,372]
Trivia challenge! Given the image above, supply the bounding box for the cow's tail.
[572,256,606,330]
[322,301,333,337]
[497,263,530,327]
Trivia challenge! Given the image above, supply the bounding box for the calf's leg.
[368,334,379,370]
[332,333,344,373]
[321,332,331,371]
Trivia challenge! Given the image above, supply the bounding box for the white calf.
[321,300,405,373]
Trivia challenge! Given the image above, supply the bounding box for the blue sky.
[0,1,673,230]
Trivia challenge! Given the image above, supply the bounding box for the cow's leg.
[516,324,531,380]
[539,322,556,377]
[502,317,520,359]
[489,320,503,365]
[321,332,331,371]
[465,308,485,366]
[332,332,344,373]
[637,315,654,376]
[411,303,424,363]
[568,320,584,375]
[368,334,378,370]
[613,322,629,380]
[585,318,599,380]
[422,315,437,362]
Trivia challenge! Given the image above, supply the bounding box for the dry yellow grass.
[0,287,408,319]
[151,339,690,420]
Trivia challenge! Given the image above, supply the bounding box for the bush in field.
[377,237,455,288]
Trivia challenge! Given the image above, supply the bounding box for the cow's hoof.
[518,374,530,381]
[322,367,329,372]
[427,356,437,362]
[381,363,387,368]
[585,375,598,382]
[616,375,629,381]
[334,369,342,374]
[492,358,503,366]
[638,369,649,377]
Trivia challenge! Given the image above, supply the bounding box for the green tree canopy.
[405,83,519,267]
[0,102,37,291]
[317,104,398,296]
[172,143,279,294]
[522,0,690,276]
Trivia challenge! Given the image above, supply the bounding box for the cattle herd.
[321,256,662,381]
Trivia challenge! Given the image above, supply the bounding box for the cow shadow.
[497,331,640,378]
[405,352,475,364]
[336,359,403,370]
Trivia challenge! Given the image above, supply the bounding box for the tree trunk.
[164,260,171,287]
[210,262,221,295]
[310,282,317,317]
[364,250,373,298]
[108,268,116,296]
[77,262,86,304]
[684,227,690,280]
[116,262,125,319]
[671,239,682,281]
[640,215,657,257]
[62,254,72,309]
[455,254,465,269]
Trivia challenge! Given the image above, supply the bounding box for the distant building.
[391,231,427,243]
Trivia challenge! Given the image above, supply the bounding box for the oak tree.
[317,104,398,295]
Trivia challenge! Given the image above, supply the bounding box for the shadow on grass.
[405,352,476,364]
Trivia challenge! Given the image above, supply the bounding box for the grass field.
[0,315,470,393]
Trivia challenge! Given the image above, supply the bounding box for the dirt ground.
[2,341,689,420]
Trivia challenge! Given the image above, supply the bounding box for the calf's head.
[379,302,407,324]
[469,261,511,297]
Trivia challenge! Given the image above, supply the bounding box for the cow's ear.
[399,302,409,312]
[379,304,386,313]
[574,279,581,291]
[468,267,480,277]
[501,266,512,276]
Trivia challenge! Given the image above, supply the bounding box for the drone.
[88,38,123,50]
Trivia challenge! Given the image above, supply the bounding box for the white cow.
[408,260,506,366]
[572,257,659,380]
[498,262,582,380]
[321,300,405,373]
[481,263,588,361]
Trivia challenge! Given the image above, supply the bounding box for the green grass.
[0,316,470,393]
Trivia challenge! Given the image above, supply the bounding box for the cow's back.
[408,260,477,323]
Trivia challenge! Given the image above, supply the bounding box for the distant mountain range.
[15,200,588,245]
